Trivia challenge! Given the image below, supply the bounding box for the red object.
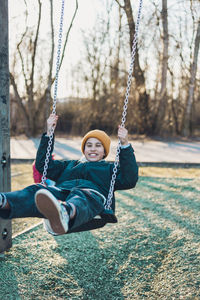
[32,154,55,183]
[32,162,42,183]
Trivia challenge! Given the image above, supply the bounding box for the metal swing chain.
[41,0,65,185]
[105,0,143,210]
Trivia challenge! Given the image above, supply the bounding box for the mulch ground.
[0,165,199,299]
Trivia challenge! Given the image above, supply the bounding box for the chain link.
[40,0,143,197]
[105,0,143,210]
[41,0,65,185]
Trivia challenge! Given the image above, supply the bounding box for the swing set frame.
[0,0,143,253]
[41,0,143,233]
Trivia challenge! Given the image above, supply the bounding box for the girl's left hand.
[118,125,129,145]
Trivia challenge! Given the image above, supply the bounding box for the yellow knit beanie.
[81,129,111,158]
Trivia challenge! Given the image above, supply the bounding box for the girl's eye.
[85,143,102,148]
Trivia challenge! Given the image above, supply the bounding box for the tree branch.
[30,0,42,97]
[59,0,79,70]
[114,0,125,9]
[16,27,29,92]
[10,72,29,121]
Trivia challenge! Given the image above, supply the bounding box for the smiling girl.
[0,114,138,235]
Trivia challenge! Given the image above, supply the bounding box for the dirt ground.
[0,164,199,299]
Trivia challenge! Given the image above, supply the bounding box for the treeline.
[10,0,200,137]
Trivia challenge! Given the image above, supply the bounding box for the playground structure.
[0,0,12,253]
[0,0,143,245]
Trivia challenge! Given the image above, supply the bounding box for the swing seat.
[67,209,118,234]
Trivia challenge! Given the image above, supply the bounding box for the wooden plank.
[0,0,12,253]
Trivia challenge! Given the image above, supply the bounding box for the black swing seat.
[67,209,118,234]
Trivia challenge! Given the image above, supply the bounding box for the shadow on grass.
[0,219,172,299]
[140,176,200,196]
[1,227,129,299]
[120,191,200,237]
[51,221,172,299]
[0,176,199,299]
[0,257,21,299]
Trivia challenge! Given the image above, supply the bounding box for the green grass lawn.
[0,164,199,299]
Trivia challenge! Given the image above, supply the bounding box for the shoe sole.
[35,189,68,235]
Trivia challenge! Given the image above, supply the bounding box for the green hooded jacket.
[35,134,139,211]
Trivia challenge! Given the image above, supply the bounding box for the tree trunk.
[155,0,169,134]
[10,0,78,137]
[123,0,149,134]
[181,20,200,137]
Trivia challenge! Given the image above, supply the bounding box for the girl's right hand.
[47,114,58,136]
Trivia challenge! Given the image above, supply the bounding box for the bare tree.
[115,0,149,134]
[181,20,200,136]
[10,0,78,136]
[82,17,113,102]
[55,0,200,137]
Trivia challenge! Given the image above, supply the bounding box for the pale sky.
[9,0,200,99]
[9,0,108,98]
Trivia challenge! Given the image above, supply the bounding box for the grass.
[0,163,199,299]
[11,163,42,234]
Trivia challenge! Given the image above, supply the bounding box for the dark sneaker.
[35,189,69,235]
[43,219,59,236]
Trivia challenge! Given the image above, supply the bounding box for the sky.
[9,0,108,98]
[9,0,153,98]
[9,0,200,99]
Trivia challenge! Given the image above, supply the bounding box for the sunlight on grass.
[1,163,198,299]
[139,167,200,178]
[11,163,40,235]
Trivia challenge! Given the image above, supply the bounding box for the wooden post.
[0,0,12,253]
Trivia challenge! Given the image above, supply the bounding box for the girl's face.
[84,138,105,162]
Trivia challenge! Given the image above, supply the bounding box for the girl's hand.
[47,114,58,136]
[118,125,129,145]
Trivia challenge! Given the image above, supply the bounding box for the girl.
[0,115,138,235]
